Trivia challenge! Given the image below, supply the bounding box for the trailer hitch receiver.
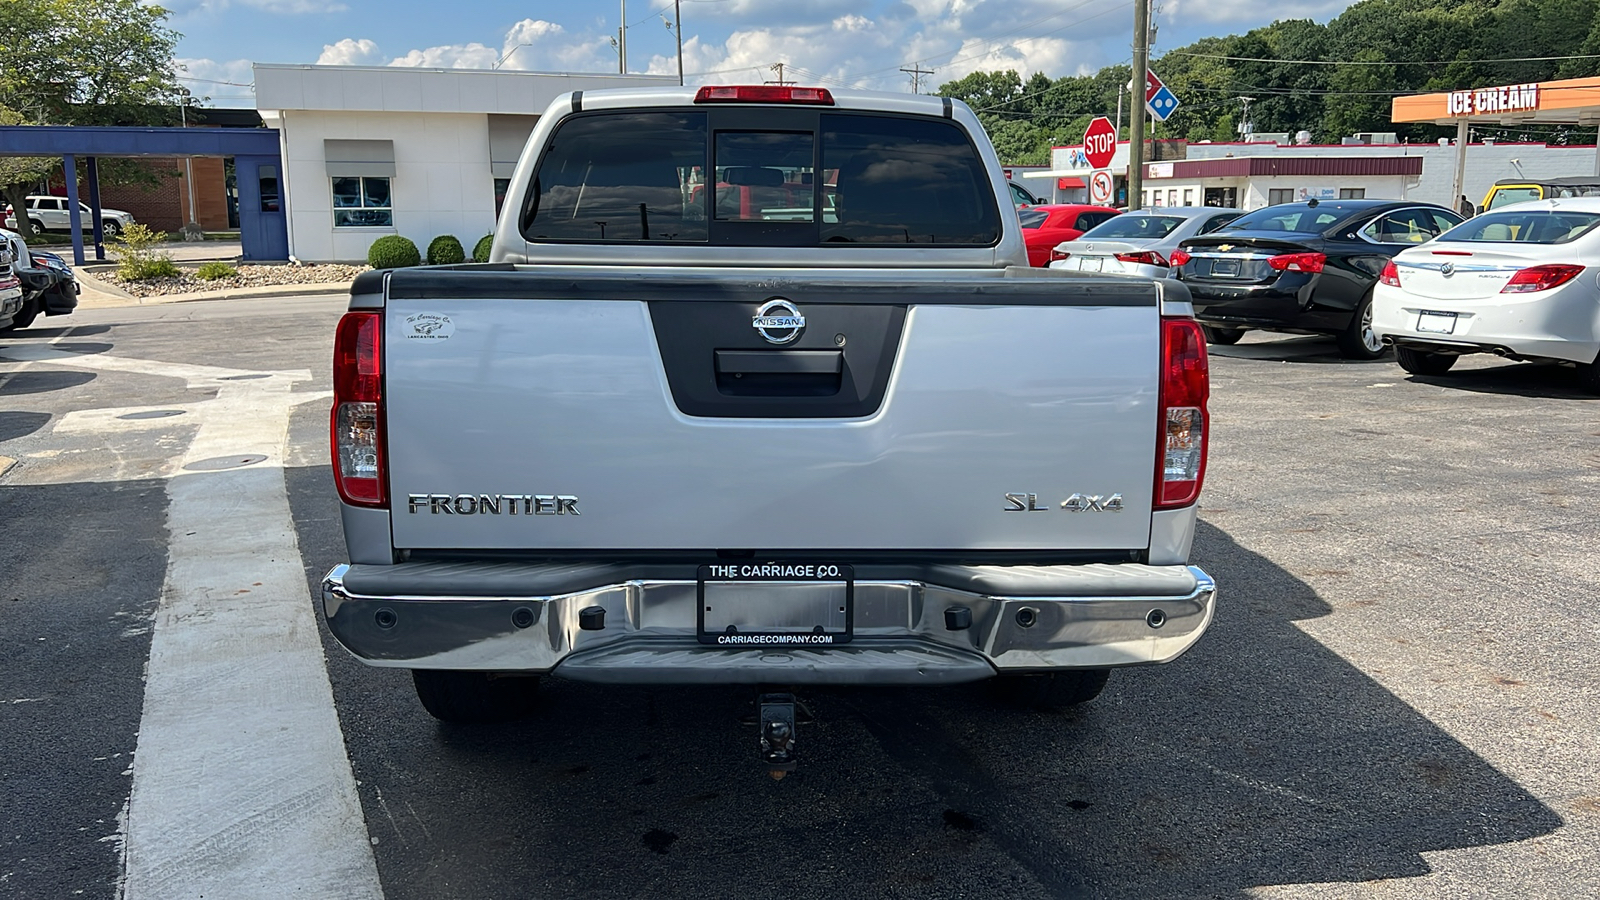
[758,692,798,779]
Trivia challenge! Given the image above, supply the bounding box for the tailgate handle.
[714,350,842,375]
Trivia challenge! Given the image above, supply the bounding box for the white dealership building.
[253,64,676,262]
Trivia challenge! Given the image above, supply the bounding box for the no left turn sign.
[1090,169,1115,205]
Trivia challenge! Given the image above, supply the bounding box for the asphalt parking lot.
[2,300,1597,899]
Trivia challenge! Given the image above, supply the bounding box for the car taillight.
[1500,264,1584,293]
[1266,252,1326,273]
[331,311,385,508]
[1169,248,1191,267]
[694,85,834,105]
[1115,251,1169,267]
[1050,248,1071,262]
[1156,317,1209,510]
[1379,260,1401,287]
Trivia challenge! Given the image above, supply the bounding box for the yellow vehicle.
[1481,177,1600,211]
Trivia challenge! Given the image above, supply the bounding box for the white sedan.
[1372,197,1600,392]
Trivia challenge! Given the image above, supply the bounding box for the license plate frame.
[1417,310,1458,334]
[1210,258,1240,277]
[697,563,854,646]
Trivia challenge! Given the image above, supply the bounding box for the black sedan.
[1170,199,1464,359]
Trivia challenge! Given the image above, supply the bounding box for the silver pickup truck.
[322,85,1216,772]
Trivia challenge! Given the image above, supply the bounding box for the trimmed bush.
[427,234,466,266]
[472,234,494,263]
[195,261,238,281]
[368,235,421,269]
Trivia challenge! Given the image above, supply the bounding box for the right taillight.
[1156,317,1209,510]
[1501,264,1584,293]
[1169,248,1191,267]
[1115,250,1170,267]
[1380,260,1401,287]
[331,311,386,508]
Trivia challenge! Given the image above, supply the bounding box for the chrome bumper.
[320,564,1216,685]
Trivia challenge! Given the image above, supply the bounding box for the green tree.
[0,0,184,235]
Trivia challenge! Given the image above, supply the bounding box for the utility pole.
[674,0,683,86]
[900,64,936,94]
[619,0,627,74]
[1128,0,1150,210]
[767,63,794,86]
[1236,96,1255,141]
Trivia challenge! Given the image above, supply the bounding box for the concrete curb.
[73,281,352,310]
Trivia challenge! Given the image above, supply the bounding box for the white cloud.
[388,42,501,69]
[316,38,383,67]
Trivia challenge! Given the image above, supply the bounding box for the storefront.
[1392,75,1600,208]
[1140,157,1421,211]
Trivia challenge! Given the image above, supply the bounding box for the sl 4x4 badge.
[1004,492,1125,512]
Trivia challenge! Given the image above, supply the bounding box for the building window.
[1182,188,1194,206]
[332,176,393,227]
[1339,187,1366,199]
[1168,189,1178,206]
[1268,188,1294,205]
[494,178,511,218]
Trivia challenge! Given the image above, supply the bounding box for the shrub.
[472,234,494,263]
[426,234,466,266]
[115,224,181,281]
[195,261,237,281]
[367,235,421,269]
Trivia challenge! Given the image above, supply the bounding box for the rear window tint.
[1018,209,1048,229]
[1439,211,1600,244]
[1082,214,1183,239]
[820,114,999,245]
[1218,206,1342,233]
[520,109,999,247]
[522,112,708,243]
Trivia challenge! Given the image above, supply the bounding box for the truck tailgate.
[383,269,1161,553]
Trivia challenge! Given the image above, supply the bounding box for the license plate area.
[1210,258,1240,277]
[697,563,853,646]
[1417,310,1458,334]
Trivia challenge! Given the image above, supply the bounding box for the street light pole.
[1129,0,1149,210]
[675,0,683,86]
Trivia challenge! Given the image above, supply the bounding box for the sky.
[167,0,1360,108]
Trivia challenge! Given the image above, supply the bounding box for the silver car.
[1049,206,1241,279]
[5,195,136,237]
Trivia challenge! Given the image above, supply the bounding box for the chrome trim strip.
[320,565,1217,683]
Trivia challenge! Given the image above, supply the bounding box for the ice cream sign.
[1447,83,1540,116]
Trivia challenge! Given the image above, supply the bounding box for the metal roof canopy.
[0,125,285,265]
[1393,77,1600,207]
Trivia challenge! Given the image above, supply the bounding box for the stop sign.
[1082,116,1117,170]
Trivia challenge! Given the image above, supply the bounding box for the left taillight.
[331,311,386,508]
[1156,317,1209,510]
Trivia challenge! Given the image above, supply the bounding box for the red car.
[1019,204,1121,267]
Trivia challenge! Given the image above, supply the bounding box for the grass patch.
[195,261,238,281]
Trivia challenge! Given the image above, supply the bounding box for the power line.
[1166,50,1600,67]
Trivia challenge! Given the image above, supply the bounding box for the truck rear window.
[520,109,1000,247]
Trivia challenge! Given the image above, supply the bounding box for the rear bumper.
[320,562,1216,685]
[1371,283,1600,365]
[1185,276,1326,329]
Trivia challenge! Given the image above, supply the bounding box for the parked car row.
[1,228,79,331]
[1040,194,1600,390]
[4,194,137,237]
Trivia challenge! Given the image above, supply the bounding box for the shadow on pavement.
[1406,360,1598,400]
[0,370,96,395]
[1208,335,1393,366]
[3,324,112,339]
[0,410,51,442]
[287,457,1560,900]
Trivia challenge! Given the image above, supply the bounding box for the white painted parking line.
[0,346,381,899]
